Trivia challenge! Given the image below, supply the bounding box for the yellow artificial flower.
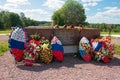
[41,43,49,50]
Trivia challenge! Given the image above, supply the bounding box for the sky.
[0,0,120,24]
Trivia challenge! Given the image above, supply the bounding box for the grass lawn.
[0,29,11,34]
[101,32,120,35]
[114,44,120,56]
[0,41,9,56]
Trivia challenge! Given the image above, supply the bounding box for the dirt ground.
[0,51,120,80]
[111,38,120,45]
[0,35,9,42]
[0,35,120,80]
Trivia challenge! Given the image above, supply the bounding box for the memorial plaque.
[54,29,79,45]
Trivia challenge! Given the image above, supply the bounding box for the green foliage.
[20,12,39,27]
[0,11,40,29]
[0,11,11,29]
[0,41,8,56]
[31,34,41,40]
[101,32,120,35]
[114,44,120,55]
[52,0,86,26]
[52,10,65,25]
[38,21,51,26]
[9,12,22,27]
[84,23,120,33]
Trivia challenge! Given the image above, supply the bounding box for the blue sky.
[0,0,120,24]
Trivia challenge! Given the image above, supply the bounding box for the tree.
[52,0,86,26]
[9,12,22,27]
[0,11,22,29]
[20,12,39,27]
[20,12,27,27]
[0,11,11,29]
[52,9,65,25]
[0,12,3,29]
[0,20,3,29]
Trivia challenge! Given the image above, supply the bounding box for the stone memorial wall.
[25,27,100,53]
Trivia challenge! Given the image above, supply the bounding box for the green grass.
[101,32,120,35]
[114,44,120,56]
[0,29,11,34]
[0,41,9,56]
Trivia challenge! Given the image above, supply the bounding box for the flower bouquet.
[39,37,53,64]
[24,34,41,66]
[91,36,114,63]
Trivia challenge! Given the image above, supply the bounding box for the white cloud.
[4,3,19,9]
[0,3,20,11]
[10,8,48,15]
[30,14,52,21]
[24,9,48,15]
[81,0,102,3]
[43,0,65,10]
[0,4,48,21]
[22,9,50,21]
[0,0,31,11]
[104,7,117,10]
[83,2,97,7]
[81,0,102,12]
[7,0,30,5]
[81,0,102,8]
[0,0,49,21]
[86,7,120,24]
[0,6,48,14]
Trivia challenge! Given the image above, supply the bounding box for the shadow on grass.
[17,54,120,72]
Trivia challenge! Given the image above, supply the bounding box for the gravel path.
[111,38,120,45]
[0,35,120,80]
[0,51,120,80]
[0,35,9,42]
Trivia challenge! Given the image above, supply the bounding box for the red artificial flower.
[29,39,36,44]
[35,40,41,46]
[102,56,110,63]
